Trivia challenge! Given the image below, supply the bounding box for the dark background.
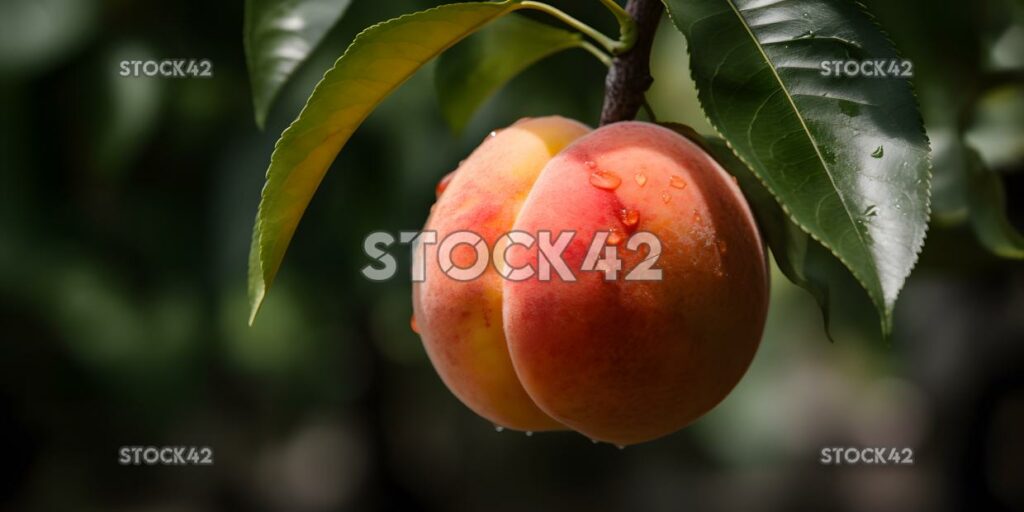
[1,0,1022,510]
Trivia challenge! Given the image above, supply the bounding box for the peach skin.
[412,116,590,432]
[413,119,768,445]
[502,122,769,445]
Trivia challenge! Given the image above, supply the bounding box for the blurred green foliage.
[0,0,1022,511]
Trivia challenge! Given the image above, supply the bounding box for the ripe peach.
[503,122,769,445]
[413,119,769,445]
[412,116,590,432]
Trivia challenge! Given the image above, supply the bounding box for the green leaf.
[248,1,519,324]
[244,0,353,129]
[435,13,586,134]
[965,145,1024,259]
[662,0,931,335]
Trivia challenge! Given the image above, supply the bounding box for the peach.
[503,122,768,445]
[413,119,769,445]
[412,116,590,432]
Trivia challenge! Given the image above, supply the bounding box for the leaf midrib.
[722,0,881,298]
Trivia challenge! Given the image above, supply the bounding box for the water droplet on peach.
[525,431,533,437]
[634,173,647,186]
[670,175,687,189]
[585,160,597,169]
[494,425,504,432]
[717,239,728,254]
[410,314,420,333]
[607,228,624,245]
[619,208,640,228]
[661,192,671,203]
[589,170,621,190]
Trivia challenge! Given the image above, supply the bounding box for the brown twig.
[599,0,664,125]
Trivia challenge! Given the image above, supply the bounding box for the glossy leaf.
[244,0,353,128]
[249,1,518,323]
[435,13,586,134]
[663,0,931,335]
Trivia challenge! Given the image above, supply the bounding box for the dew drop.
[436,170,456,198]
[661,192,671,204]
[590,170,622,190]
[607,228,624,246]
[494,425,505,432]
[410,315,419,333]
[619,208,640,228]
[634,173,647,186]
[670,175,688,189]
[488,130,498,138]
[871,145,884,158]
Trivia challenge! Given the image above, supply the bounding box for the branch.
[599,0,663,125]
